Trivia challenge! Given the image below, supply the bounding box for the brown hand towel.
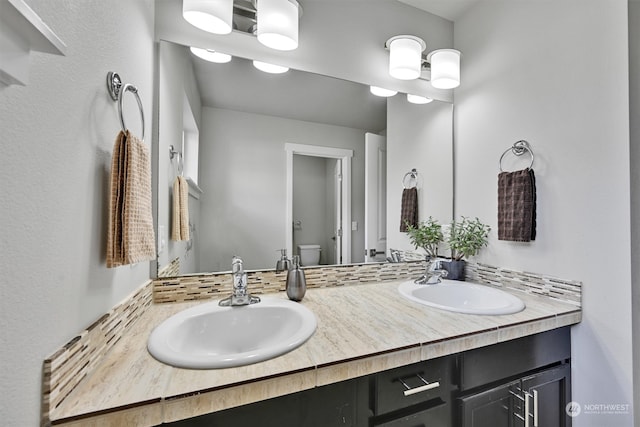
[171,175,190,241]
[107,130,157,267]
[498,168,537,242]
[400,187,419,232]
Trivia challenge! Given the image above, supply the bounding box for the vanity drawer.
[459,327,570,391]
[371,400,450,427]
[372,356,454,415]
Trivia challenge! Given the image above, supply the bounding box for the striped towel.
[498,168,537,242]
[400,187,419,232]
[107,130,156,267]
[171,175,190,241]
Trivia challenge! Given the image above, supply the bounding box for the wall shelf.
[187,177,203,199]
[0,0,66,87]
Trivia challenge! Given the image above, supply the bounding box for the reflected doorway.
[285,143,353,266]
[292,156,341,265]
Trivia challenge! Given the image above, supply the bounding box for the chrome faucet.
[414,257,448,285]
[219,256,261,306]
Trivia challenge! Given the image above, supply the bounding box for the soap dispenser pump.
[275,249,291,273]
[286,255,306,302]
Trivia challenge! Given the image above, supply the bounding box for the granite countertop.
[50,279,581,426]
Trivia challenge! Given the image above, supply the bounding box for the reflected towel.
[498,168,537,242]
[107,130,156,267]
[171,175,190,241]
[400,187,419,232]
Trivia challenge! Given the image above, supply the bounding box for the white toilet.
[297,244,321,266]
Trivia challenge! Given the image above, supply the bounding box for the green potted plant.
[444,216,491,281]
[405,217,443,259]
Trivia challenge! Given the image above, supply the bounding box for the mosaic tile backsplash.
[152,261,427,304]
[467,262,582,307]
[41,281,153,425]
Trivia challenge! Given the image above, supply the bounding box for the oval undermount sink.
[398,280,525,315]
[147,297,317,369]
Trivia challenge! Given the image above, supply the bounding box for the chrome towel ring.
[106,71,145,141]
[402,168,421,189]
[499,140,534,172]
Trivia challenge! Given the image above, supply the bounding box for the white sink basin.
[147,297,317,369]
[398,280,525,315]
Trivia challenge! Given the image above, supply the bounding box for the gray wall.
[0,1,155,425]
[386,98,454,254]
[198,107,367,271]
[455,0,633,425]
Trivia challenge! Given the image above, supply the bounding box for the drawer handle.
[398,374,440,396]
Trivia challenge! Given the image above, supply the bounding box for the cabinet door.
[459,380,520,427]
[522,364,571,427]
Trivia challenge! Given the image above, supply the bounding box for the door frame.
[285,143,353,264]
[364,133,387,263]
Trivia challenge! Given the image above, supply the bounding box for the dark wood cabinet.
[459,380,519,427]
[459,365,571,427]
[159,328,571,427]
[457,328,572,427]
[522,364,572,427]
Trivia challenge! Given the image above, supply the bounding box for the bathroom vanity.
[43,274,580,426]
[163,327,571,427]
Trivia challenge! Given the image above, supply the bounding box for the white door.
[333,159,343,264]
[364,133,387,263]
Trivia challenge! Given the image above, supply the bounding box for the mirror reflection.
[156,40,453,276]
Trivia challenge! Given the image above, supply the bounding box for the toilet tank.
[297,244,321,266]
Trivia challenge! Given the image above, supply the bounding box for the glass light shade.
[190,47,232,63]
[388,36,425,80]
[428,49,461,89]
[253,60,289,74]
[182,0,233,35]
[406,94,433,104]
[370,86,397,97]
[257,0,299,51]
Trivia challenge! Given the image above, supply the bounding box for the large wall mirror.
[156,40,453,276]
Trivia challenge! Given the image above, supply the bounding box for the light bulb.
[182,0,233,35]
[253,60,289,74]
[428,49,461,89]
[257,0,299,51]
[388,36,426,80]
[407,94,433,104]
[370,86,397,97]
[189,47,232,64]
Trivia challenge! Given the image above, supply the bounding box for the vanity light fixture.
[385,36,461,89]
[253,60,289,74]
[427,49,461,89]
[257,0,301,51]
[182,0,234,35]
[370,86,397,97]
[190,47,232,63]
[386,35,426,80]
[406,94,433,104]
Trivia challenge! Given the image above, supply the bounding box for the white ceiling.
[397,0,479,21]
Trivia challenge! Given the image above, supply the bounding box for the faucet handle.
[232,256,243,274]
